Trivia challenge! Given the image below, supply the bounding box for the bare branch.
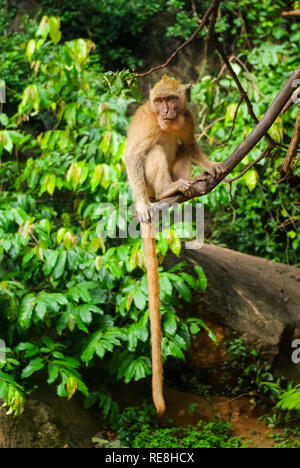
[214,37,277,148]
[135,0,220,78]
[197,116,225,141]
[272,169,292,185]
[207,0,221,42]
[216,95,244,146]
[283,105,300,173]
[224,145,274,183]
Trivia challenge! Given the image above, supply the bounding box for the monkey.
[125,75,224,415]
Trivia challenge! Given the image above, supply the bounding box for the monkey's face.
[152,94,184,129]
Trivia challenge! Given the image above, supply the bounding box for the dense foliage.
[0,15,207,416]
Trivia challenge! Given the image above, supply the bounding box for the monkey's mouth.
[162,117,176,121]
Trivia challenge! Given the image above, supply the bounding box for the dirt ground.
[0,381,291,448]
[163,387,277,448]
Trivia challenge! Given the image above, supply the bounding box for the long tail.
[141,222,166,415]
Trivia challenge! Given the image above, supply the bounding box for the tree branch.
[214,37,277,148]
[224,145,274,183]
[283,105,300,173]
[216,95,244,146]
[151,64,300,214]
[135,0,220,78]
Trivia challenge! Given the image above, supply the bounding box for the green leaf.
[52,251,67,279]
[133,289,146,310]
[81,328,124,364]
[244,169,259,192]
[0,113,9,126]
[78,305,93,324]
[173,278,192,302]
[194,266,207,292]
[163,313,177,335]
[21,357,44,379]
[35,301,47,320]
[26,39,36,62]
[66,376,78,400]
[19,294,36,330]
[43,250,59,276]
[170,232,181,256]
[63,231,73,250]
[100,163,110,189]
[49,17,62,45]
[159,275,173,296]
[190,323,200,334]
[180,272,197,289]
[123,358,149,382]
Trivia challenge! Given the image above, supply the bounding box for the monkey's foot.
[136,201,151,223]
[176,178,194,198]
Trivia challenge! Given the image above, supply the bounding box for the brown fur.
[125,76,224,414]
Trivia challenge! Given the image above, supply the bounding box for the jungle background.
[0,0,300,448]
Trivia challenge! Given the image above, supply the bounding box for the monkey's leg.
[145,145,193,201]
[171,151,191,180]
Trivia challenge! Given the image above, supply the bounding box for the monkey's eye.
[167,96,178,102]
[155,98,162,103]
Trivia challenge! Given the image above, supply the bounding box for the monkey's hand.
[136,201,151,224]
[205,162,225,181]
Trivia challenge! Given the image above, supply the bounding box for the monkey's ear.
[185,84,192,102]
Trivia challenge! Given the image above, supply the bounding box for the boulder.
[166,243,300,374]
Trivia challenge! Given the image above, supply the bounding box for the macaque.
[125,75,224,415]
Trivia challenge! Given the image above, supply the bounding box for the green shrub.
[0,17,209,416]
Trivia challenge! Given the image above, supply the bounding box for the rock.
[166,243,300,372]
[0,385,100,448]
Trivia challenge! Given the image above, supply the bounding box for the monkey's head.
[150,75,192,130]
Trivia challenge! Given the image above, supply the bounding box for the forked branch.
[151,64,300,214]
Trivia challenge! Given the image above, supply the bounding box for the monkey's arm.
[181,111,225,180]
[125,147,152,223]
[190,143,224,179]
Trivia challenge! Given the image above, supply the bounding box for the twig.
[214,37,277,148]
[197,116,225,141]
[238,9,252,51]
[199,0,220,77]
[224,146,273,183]
[191,0,201,22]
[272,169,292,185]
[232,55,267,99]
[207,0,221,42]
[135,0,220,77]
[216,95,244,146]
[283,105,300,173]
